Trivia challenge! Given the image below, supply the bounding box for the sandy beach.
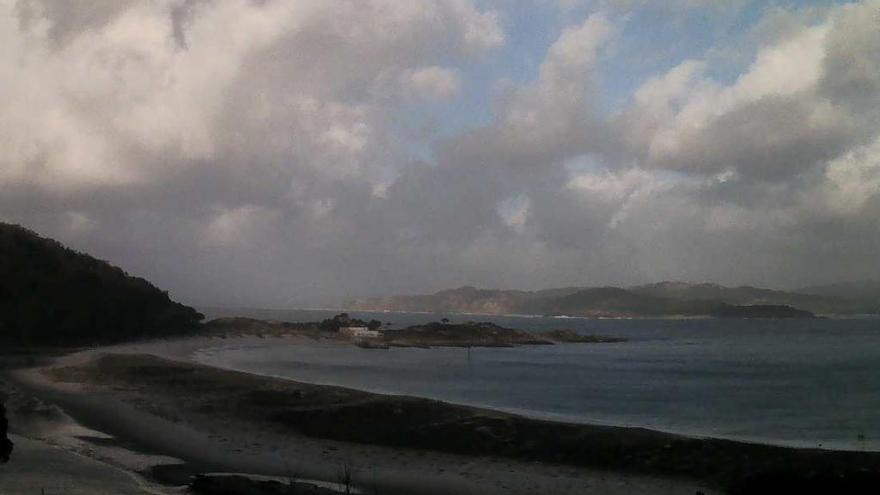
[7,333,880,494]
[2,335,725,495]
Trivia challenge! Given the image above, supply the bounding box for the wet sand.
[6,336,722,495]
[0,434,165,495]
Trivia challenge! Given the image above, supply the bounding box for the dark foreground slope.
[0,223,202,345]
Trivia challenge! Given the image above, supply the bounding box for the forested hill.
[348,282,878,318]
[0,223,203,345]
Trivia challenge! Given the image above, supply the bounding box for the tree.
[367,319,382,330]
[0,223,203,345]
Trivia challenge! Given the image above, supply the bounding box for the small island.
[380,320,552,347]
[203,313,627,348]
[377,321,628,348]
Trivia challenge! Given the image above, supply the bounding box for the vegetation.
[634,281,876,315]
[525,287,722,317]
[349,283,850,317]
[0,223,203,346]
[201,315,627,348]
[382,321,553,347]
[318,313,382,332]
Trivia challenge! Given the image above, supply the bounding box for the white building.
[340,326,381,338]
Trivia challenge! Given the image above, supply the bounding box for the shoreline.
[191,342,856,453]
[192,352,865,454]
[214,306,849,320]
[7,334,880,494]
[190,336,877,454]
[6,336,722,495]
[205,305,880,321]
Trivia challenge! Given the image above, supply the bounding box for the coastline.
[6,334,880,494]
[189,348,846,453]
[5,336,721,495]
[188,330,880,453]
[208,305,853,321]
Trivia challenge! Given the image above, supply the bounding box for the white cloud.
[472,13,613,166]
[454,0,506,51]
[497,195,531,233]
[203,205,278,248]
[823,134,880,216]
[0,0,504,193]
[619,3,880,188]
[64,211,98,234]
[635,22,835,172]
[567,167,664,202]
[399,66,462,101]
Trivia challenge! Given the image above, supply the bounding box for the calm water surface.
[195,309,880,451]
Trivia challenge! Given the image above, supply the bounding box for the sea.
[195,308,880,451]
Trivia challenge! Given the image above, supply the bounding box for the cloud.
[821,134,880,217]
[202,204,278,248]
[0,0,507,302]
[441,13,614,175]
[497,194,531,233]
[0,0,505,190]
[2,0,880,306]
[399,66,462,101]
[627,23,838,177]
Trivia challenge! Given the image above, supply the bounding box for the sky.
[2,0,880,308]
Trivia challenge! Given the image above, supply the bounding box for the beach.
[2,335,724,495]
[5,333,880,494]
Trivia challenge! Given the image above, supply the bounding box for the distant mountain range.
[348,281,880,318]
[0,223,203,345]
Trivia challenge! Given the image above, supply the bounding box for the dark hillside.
[795,281,880,313]
[0,223,203,345]
[632,281,871,315]
[524,287,721,317]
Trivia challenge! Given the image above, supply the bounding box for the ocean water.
[195,309,880,451]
